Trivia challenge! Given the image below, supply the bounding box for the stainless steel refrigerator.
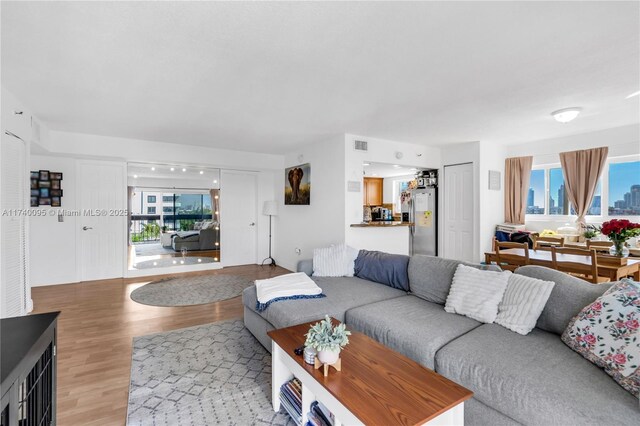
[403,187,437,256]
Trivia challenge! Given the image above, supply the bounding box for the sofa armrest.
[297,259,313,276]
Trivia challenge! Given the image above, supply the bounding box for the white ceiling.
[2,2,639,154]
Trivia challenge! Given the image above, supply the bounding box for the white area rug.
[127,320,295,426]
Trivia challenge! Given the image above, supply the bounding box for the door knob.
[82,226,93,231]
[249,222,255,226]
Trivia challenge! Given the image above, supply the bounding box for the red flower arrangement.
[600,219,640,257]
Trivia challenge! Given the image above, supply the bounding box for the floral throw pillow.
[561,279,640,397]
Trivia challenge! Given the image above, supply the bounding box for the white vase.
[317,347,340,364]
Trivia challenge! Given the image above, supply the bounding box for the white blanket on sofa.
[255,272,322,305]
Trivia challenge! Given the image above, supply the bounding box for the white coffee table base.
[271,341,464,426]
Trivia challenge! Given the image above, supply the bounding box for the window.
[162,195,173,203]
[587,181,602,215]
[147,195,156,203]
[392,180,411,213]
[527,169,545,214]
[526,157,639,220]
[147,207,156,214]
[163,206,173,213]
[548,168,568,215]
[608,160,640,216]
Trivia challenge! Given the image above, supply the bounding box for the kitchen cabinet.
[363,177,383,206]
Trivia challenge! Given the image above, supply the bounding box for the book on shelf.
[280,378,302,425]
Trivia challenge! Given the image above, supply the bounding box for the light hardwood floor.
[31,265,290,426]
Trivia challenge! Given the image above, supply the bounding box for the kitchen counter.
[351,222,414,227]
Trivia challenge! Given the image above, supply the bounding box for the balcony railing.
[130,214,214,243]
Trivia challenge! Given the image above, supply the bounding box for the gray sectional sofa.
[242,255,639,425]
[171,228,218,251]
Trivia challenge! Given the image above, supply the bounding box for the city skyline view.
[526,160,639,216]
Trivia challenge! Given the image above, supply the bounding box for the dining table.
[484,249,640,281]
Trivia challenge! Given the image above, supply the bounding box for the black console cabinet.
[1,312,60,426]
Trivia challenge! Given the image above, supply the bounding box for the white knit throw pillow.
[445,264,511,323]
[495,274,555,335]
[312,244,358,277]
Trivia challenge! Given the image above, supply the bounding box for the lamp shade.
[263,200,278,216]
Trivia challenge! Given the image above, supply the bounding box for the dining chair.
[551,247,609,284]
[586,240,613,253]
[533,235,565,251]
[495,241,530,271]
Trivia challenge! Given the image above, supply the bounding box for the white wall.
[507,124,640,166]
[274,135,346,271]
[29,156,79,286]
[49,131,284,171]
[478,141,506,257]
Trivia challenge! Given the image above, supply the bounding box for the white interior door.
[220,171,257,266]
[443,163,475,262]
[77,161,126,281]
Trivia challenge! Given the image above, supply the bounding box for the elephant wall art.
[284,163,311,205]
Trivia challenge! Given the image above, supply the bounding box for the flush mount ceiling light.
[551,107,582,123]
[626,90,640,99]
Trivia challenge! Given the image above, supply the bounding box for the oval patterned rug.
[130,275,253,307]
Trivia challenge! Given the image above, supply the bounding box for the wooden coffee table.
[268,319,473,425]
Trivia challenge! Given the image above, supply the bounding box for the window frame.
[525,154,640,223]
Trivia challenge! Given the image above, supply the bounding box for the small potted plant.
[305,315,351,364]
[582,224,600,241]
[600,219,640,257]
[161,224,168,233]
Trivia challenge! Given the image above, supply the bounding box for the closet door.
[1,131,29,318]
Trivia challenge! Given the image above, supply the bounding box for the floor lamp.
[262,200,278,267]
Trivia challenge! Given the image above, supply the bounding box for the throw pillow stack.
[312,244,359,277]
[445,264,555,335]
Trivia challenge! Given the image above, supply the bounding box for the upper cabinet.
[363,177,383,206]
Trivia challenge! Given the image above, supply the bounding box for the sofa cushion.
[345,295,481,369]
[435,324,639,425]
[242,276,406,329]
[408,255,501,305]
[354,250,410,291]
[515,265,612,335]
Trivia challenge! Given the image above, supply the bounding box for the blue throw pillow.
[354,250,410,291]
